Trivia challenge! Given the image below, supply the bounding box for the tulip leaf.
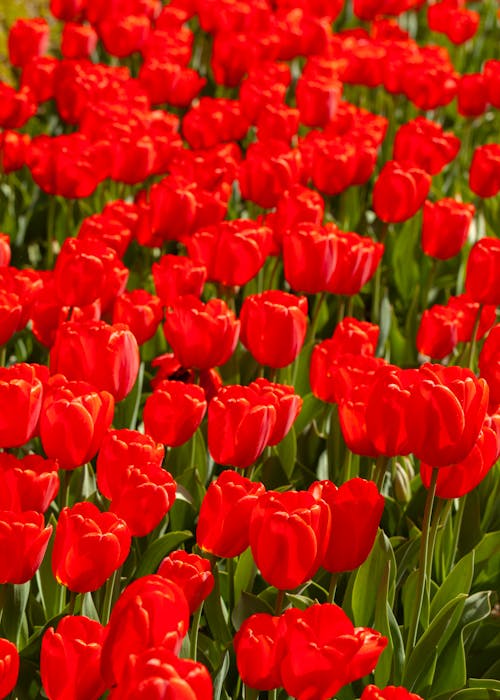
[374,561,392,688]
[0,582,30,646]
[473,532,500,590]
[231,590,274,630]
[403,593,467,692]
[293,393,324,435]
[213,651,231,700]
[352,529,396,627]
[388,603,405,686]
[133,530,192,579]
[449,690,500,700]
[430,551,474,620]
[292,339,315,396]
[35,513,65,620]
[234,548,257,607]
[276,426,297,478]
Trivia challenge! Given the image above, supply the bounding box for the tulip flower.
[112,289,163,345]
[421,199,475,260]
[234,613,286,691]
[157,550,214,614]
[0,638,19,699]
[143,380,207,448]
[373,161,431,223]
[52,502,131,593]
[0,363,43,448]
[465,238,500,306]
[0,453,59,513]
[197,470,266,558]
[0,510,52,584]
[362,685,424,700]
[40,616,107,700]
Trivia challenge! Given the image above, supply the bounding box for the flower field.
[0,0,499,698]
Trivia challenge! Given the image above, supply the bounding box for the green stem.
[244,687,259,700]
[308,292,327,342]
[46,196,56,268]
[447,497,466,574]
[467,304,483,370]
[68,590,79,615]
[374,455,389,492]
[328,573,339,604]
[227,556,235,614]
[275,589,285,615]
[420,258,439,310]
[190,602,203,661]
[0,346,6,368]
[404,468,439,665]
[100,566,121,624]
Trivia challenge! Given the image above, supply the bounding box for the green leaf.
[404,594,467,692]
[276,426,297,479]
[234,548,256,607]
[134,530,192,579]
[449,690,500,700]
[387,604,405,686]
[0,582,30,646]
[473,532,500,590]
[231,590,273,630]
[374,561,393,688]
[352,530,396,627]
[213,651,231,700]
[430,551,474,620]
[35,514,65,620]
[293,393,325,435]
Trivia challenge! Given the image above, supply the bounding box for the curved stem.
[190,602,204,661]
[467,304,483,370]
[328,573,339,604]
[447,496,466,574]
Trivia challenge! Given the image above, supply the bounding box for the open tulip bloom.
[0,2,499,699]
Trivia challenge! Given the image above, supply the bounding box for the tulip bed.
[1,0,500,699]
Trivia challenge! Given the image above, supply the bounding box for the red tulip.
[158,550,214,613]
[0,453,59,513]
[0,638,19,699]
[197,470,265,558]
[100,575,190,686]
[52,502,131,593]
[8,18,49,67]
[240,291,308,368]
[250,378,303,445]
[41,616,107,700]
[465,238,500,306]
[393,117,460,176]
[361,685,424,700]
[479,325,500,410]
[143,380,207,448]
[421,199,474,260]
[234,613,285,691]
[152,254,206,307]
[112,289,163,345]
[373,161,431,223]
[0,363,43,448]
[0,510,52,584]
[469,144,500,198]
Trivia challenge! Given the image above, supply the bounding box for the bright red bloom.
[283,223,338,294]
[407,364,488,467]
[0,84,37,130]
[186,220,273,288]
[208,384,277,468]
[112,289,163,345]
[0,639,19,699]
[420,413,500,499]
[0,290,22,346]
[143,380,207,447]
[457,73,488,117]
[465,238,500,306]
[41,616,107,700]
[239,140,303,210]
[361,685,424,700]
[50,321,140,402]
[272,185,324,247]
[98,14,151,57]
[249,489,330,590]
[421,199,474,260]
[61,23,98,59]
[8,18,49,67]
[469,144,500,198]
[484,59,500,109]
[296,75,343,127]
[139,59,206,108]
[21,56,58,103]
[152,255,206,307]
[416,306,460,360]
[447,295,497,344]
[107,647,212,700]
[100,575,190,686]
[310,478,384,573]
[428,1,479,44]
[0,363,43,448]
[393,117,460,176]
[373,161,431,223]
[163,297,240,371]
[234,613,285,691]
[0,510,52,584]
[40,375,114,470]
[197,470,266,558]
[52,502,131,593]
[326,226,384,296]
[240,291,308,368]
[280,603,387,700]
[96,428,164,500]
[0,130,30,174]
[109,462,176,537]
[157,550,214,613]
[250,378,303,445]
[150,353,223,401]
[479,325,500,410]
[0,453,59,513]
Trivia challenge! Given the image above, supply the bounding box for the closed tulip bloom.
[309,478,384,573]
[112,289,163,345]
[107,647,212,700]
[326,227,384,296]
[393,117,460,176]
[240,291,308,368]
[8,18,49,68]
[421,199,474,260]
[152,255,207,307]
[197,470,266,558]
[479,326,500,410]
[96,428,164,500]
[52,502,131,593]
[296,75,342,127]
[40,375,114,469]
[250,378,302,445]
[458,73,488,117]
[420,414,500,499]
[0,453,59,513]
[408,364,488,467]
[0,234,11,267]
[0,363,43,448]
[157,550,214,613]
[0,639,19,699]
[208,384,277,468]
[465,238,500,306]
[249,490,330,590]
[447,295,497,344]
[143,380,207,448]
[234,613,284,691]
[283,223,338,294]
[239,140,302,209]
[100,575,190,686]
[416,305,460,359]
[273,185,324,246]
[373,161,431,223]
[0,290,22,346]
[50,321,140,402]
[109,462,176,537]
[40,616,107,700]
[164,297,240,371]
[0,510,52,584]
[61,23,98,59]
[484,59,500,109]
[362,685,424,700]
[469,144,500,198]
[280,603,387,700]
